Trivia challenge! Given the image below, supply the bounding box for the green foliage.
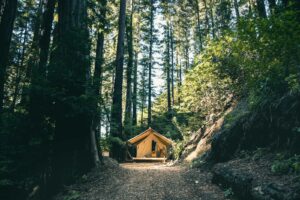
[271,154,300,175]
[109,136,126,146]
[151,112,183,140]
[108,136,126,149]
[221,11,300,103]
[153,10,300,145]
[0,109,53,199]
[173,141,184,160]
[224,188,234,198]
[100,138,110,151]
[63,190,80,200]
[181,43,234,118]
[271,160,292,174]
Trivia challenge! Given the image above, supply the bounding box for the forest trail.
[55,161,226,200]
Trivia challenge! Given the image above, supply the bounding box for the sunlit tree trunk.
[209,2,216,38]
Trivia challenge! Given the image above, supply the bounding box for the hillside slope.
[178,93,300,199]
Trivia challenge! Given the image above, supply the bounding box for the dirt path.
[54,161,226,200]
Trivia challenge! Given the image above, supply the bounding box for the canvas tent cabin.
[127,128,173,161]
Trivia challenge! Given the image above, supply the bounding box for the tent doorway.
[151,140,157,157]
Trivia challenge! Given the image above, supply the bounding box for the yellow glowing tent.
[127,127,173,161]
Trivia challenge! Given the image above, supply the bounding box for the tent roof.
[128,127,173,145]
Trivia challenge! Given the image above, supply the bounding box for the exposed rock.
[208,94,300,163]
[212,164,253,199]
[212,155,300,200]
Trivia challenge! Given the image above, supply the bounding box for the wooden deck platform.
[132,157,167,162]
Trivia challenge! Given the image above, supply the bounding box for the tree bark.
[267,0,276,13]
[0,0,17,113]
[256,0,266,17]
[141,65,146,126]
[170,26,175,106]
[203,0,210,36]
[28,0,55,107]
[49,0,93,190]
[38,0,55,76]
[124,0,134,136]
[166,24,172,116]
[110,0,127,161]
[132,51,138,126]
[177,56,182,105]
[91,0,108,166]
[23,0,43,91]
[209,3,216,38]
[233,0,240,19]
[195,0,203,51]
[148,0,154,127]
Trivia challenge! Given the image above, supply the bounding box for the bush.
[271,154,300,175]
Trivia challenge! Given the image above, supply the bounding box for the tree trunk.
[110,0,127,161]
[248,0,254,17]
[124,1,134,136]
[23,0,43,98]
[195,0,203,51]
[177,56,182,105]
[267,0,276,13]
[0,0,17,113]
[28,0,55,109]
[148,0,154,127]
[170,26,175,106]
[209,4,216,38]
[233,0,240,19]
[49,0,93,190]
[91,0,108,166]
[256,0,266,17]
[185,41,189,71]
[38,0,55,75]
[141,65,146,126]
[132,51,138,126]
[203,0,210,36]
[166,24,172,116]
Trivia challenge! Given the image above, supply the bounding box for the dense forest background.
[0,0,300,199]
